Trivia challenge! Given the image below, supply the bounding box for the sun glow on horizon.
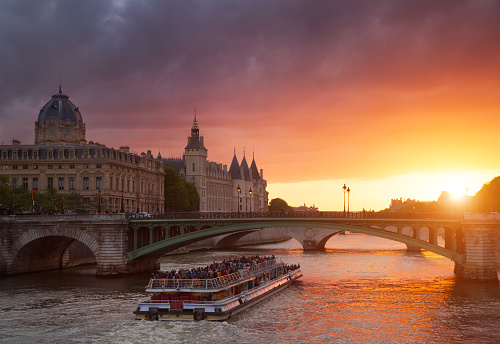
[267,170,499,212]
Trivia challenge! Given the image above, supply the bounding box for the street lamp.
[347,187,351,217]
[11,191,15,215]
[237,185,241,214]
[97,189,101,214]
[156,193,159,213]
[249,188,253,213]
[61,196,65,215]
[136,194,140,213]
[343,184,347,217]
[120,191,125,213]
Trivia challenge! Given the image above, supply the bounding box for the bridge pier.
[282,227,343,250]
[457,214,500,282]
[405,244,422,252]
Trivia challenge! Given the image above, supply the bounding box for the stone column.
[406,226,422,251]
[284,227,343,251]
[458,214,499,282]
[94,215,159,276]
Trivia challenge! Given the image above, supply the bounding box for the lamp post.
[120,191,124,213]
[343,184,347,217]
[11,191,15,215]
[249,188,253,213]
[136,194,140,213]
[61,196,65,215]
[97,189,101,214]
[347,187,350,217]
[237,185,241,215]
[156,193,159,213]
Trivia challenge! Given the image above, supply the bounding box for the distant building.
[293,203,318,212]
[389,197,417,211]
[0,87,165,213]
[163,117,268,213]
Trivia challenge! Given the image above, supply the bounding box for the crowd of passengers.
[150,255,299,280]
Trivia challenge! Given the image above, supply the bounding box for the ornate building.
[163,116,268,213]
[0,87,165,213]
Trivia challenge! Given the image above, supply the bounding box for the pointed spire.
[250,151,260,181]
[192,108,199,130]
[185,110,206,150]
[229,150,242,179]
[240,153,251,181]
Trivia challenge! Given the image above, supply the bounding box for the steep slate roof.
[229,153,242,179]
[162,158,186,174]
[240,155,251,181]
[185,139,206,150]
[250,157,260,180]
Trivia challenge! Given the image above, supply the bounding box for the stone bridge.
[1,212,500,281]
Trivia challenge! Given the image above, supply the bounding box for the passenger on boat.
[154,255,288,283]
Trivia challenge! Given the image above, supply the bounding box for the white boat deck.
[146,259,282,292]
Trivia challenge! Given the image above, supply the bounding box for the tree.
[471,176,500,212]
[163,166,189,211]
[0,175,13,213]
[269,198,293,212]
[184,181,200,211]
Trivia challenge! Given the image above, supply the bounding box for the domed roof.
[37,86,83,125]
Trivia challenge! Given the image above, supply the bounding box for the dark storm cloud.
[1,0,500,177]
[1,1,496,109]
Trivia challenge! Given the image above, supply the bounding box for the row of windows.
[2,150,99,160]
[2,164,101,170]
[15,176,162,195]
[1,148,158,166]
[19,176,101,191]
[15,174,163,194]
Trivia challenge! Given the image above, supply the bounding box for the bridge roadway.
[1,212,499,281]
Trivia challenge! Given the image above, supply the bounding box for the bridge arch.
[12,228,99,274]
[214,230,258,248]
[126,219,463,263]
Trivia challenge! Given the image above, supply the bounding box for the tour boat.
[133,256,302,321]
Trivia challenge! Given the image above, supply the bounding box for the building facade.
[0,87,165,213]
[164,117,268,213]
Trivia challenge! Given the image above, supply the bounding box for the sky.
[1,0,499,211]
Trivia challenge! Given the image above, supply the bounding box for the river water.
[1,234,500,344]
